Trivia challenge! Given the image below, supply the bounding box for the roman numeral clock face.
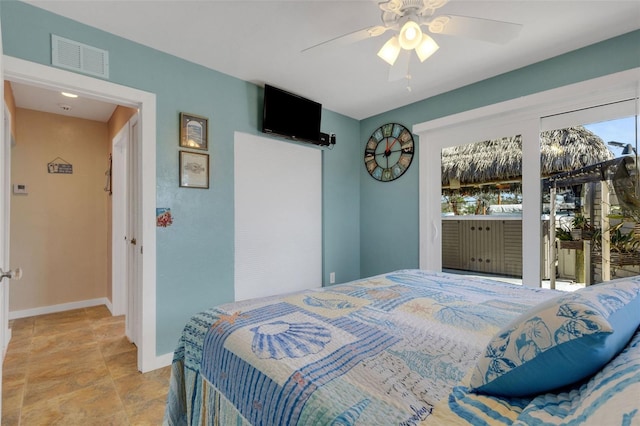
[364,123,415,182]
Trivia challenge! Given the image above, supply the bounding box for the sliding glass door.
[541,103,638,289]
[417,68,639,289]
[441,135,523,283]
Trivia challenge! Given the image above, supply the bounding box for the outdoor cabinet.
[442,218,523,277]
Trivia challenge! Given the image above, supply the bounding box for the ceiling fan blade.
[431,15,522,44]
[302,25,389,53]
[388,50,410,82]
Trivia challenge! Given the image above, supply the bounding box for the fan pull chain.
[406,73,412,92]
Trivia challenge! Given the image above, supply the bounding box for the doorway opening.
[3,56,157,372]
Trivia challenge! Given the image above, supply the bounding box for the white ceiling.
[14,0,640,121]
[10,81,117,122]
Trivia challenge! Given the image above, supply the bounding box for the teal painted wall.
[0,0,361,355]
[359,30,640,277]
[322,110,361,286]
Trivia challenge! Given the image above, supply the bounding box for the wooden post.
[584,240,592,286]
[575,248,585,283]
[550,186,556,290]
[601,181,611,282]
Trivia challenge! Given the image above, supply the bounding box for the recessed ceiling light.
[61,92,78,98]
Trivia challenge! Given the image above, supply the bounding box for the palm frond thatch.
[441,126,614,187]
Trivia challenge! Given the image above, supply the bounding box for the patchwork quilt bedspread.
[163,270,563,425]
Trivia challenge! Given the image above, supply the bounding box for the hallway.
[2,305,170,425]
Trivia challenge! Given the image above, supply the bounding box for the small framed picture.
[179,151,209,189]
[180,112,208,150]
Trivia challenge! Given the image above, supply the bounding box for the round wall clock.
[364,123,415,182]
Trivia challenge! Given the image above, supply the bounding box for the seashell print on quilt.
[250,321,332,360]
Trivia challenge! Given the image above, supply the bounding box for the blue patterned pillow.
[470,278,640,397]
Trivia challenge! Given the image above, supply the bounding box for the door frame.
[126,115,142,346]
[0,25,5,417]
[1,103,11,356]
[112,114,141,344]
[3,56,159,372]
[111,120,130,318]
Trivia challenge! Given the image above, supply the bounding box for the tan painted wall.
[108,105,137,138]
[10,108,110,311]
[4,81,17,141]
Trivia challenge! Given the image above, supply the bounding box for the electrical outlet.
[329,272,335,284]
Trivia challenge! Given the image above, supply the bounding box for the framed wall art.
[179,150,209,189]
[180,112,208,150]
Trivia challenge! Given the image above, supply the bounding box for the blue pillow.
[513,327,640,425]
[470,278,640,397]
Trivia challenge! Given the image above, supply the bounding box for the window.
[440,136,523,282]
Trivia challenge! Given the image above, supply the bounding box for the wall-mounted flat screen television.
[262,84,322,144]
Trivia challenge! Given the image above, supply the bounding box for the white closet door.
[234,132,322,301]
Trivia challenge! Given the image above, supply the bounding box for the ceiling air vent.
[51,35,109,79]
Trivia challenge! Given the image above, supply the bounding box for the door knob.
[131,238,137,245]
[0,267,22,281]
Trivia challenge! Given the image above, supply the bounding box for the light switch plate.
[13,184,28,194]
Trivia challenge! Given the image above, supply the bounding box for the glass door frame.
[415,68,639,288]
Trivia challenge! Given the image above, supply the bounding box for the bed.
[163,269,640,425]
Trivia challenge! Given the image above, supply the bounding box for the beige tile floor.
[2,305,171,425]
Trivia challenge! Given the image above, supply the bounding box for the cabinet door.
[461,220,505,273]
[503,221,523,276]
[460,221,480,271]
[442,221,461,269]
[476,221,504,274]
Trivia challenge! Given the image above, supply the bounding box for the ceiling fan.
[303,0,522,82]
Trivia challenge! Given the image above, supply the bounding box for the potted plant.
[571,213,594,241]
[556,227,573,241]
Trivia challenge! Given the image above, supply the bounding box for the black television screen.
[262,84,322,144]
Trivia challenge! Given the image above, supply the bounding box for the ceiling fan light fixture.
[377,36,401,65]
[415,33,439,62]
[398,20,423,50]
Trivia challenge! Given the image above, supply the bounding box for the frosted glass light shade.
[377,36,401,65]
[398,20,423,50]
[415,34,439,62]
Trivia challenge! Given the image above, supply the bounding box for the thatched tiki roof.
[441,126,614,189]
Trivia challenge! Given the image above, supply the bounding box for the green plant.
[592,223,640,253]
[572,213,594,231]
[555,228,573,241]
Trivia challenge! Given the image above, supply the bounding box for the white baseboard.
[152,352,174,371]
[9,297,112,320]
[3,328,11,361]
[104,298,114,315]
